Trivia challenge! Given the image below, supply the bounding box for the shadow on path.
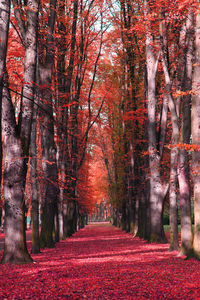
[0,222,199,299]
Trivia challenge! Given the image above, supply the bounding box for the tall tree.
[30,97,40,254]
[56,0,68,241]
[144,0,167,242]
[0,0,10,234]
[39,0,59,248]
[2,0,39,263]
[192,4,200,259]
[178,8,194,257]
[160,12,179,250]
[63,0,79,238]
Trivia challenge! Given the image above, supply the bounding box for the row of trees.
[2,0,200,264]
[0,0,109,264]
[94,0,200,259]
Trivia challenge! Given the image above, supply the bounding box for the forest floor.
[0,223,200,299]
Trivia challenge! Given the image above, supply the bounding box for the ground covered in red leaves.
[0,222,200,299]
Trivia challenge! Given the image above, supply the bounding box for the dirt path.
[0,222,199,299]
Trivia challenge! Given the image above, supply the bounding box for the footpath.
[0,222,199,299]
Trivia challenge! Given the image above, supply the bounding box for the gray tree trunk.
[178,9,194,257]
[39,68,59,247]
[39,0,59,248]
[2,76,32,263]
[30,103,40,254]
[2,0,39,264]
[0,0,9,241]
[192,7,200,259]
[144,0,167,242]
[56,0,66,241]
[161,44,179,250]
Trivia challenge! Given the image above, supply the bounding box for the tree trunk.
[57,153,64,239]
[178,9,194,257]
[128,145,136,235]
[0,0,9,239]
[65,201,76,237]
[169,144,179,251]
[30,104,40,254]
[67,0,79,236]
[18,0,39,155]
[145,0,167,242]
[54,204,59,243]
[160,11,179,250]
[0,0,9,236]
[39,88,59,247]
[0,0,7,238]
[161,68,179,250]
[2,0,39,264]
[1,78,32,264]
[39,0,59,249]
[56,0,67,241]
[63,201,68,238]
[192,8,200,259]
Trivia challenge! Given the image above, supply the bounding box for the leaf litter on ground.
[0,222,199,299]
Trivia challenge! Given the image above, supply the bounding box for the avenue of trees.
[100,0,199,259]
[1,0,200,264]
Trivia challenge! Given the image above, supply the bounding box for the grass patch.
[164,225,181,233]
[164,224,194,233]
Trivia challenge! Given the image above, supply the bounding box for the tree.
[144,0,167,243]
[39,0,59,248]
[177,8,194,257]
[0,0,10,235]
[1,0,39,264]
[30,93,40,254]
[192,3,200,259]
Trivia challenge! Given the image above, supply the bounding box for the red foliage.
[0,223,199,299]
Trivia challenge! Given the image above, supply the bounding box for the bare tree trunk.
[0,0,9,240]
[1,76,32,263]
[144,0,167,243]
[169,129,179,251]
[129,142,136,234]
[192,7,200,259]
[178,9,194,257]
[39,73,59,247]
[18,0,39,154]
[55,0,68,241]
[0,0,9,233]
[159,9,180,250]
[39,0,59,248]
[2,0,39,264]
[57,147,64,239]
[58,0,79,239]
[161,53,179,250]
[30,103,40,254]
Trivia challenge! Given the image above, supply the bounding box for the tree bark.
[56,0,67,241]
[178,9,194,257]
[39,0,59,248]
[2,0,39,264]
[0,0,9,241]
[192,7,200,259]
[144,0,167,243]
[39,73,59,247]
[30,103,40,254]
[161,47,179,250]
[18,0,39,154]
[1,76,32,264]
